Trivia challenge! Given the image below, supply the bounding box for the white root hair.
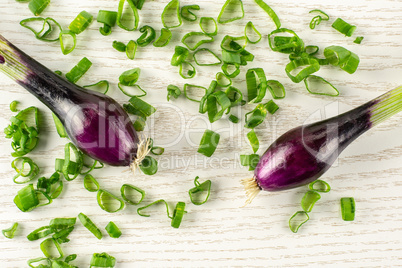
[130,134,152,174]
[240,177,261,207]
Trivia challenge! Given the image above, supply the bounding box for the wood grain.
[1,0,402,267]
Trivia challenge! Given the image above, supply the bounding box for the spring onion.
[59,30,77,55]
[11,157,39,184]
[265,100,279,114]
[207,91,231,122]
[199,17,218,36]
[323,45,360,74]
[10,100,19,112]
[28,0,50,16]
[90,252,116,268]
[78,213,102,239]
[285,58,320,83]
[245,21,262,44]
[126,96,156,118]
[216,72,232,87]
[222,63,240,78]
[69,11,93,35]
[137,199,171,217]
[309,10,329,30]
[162,0,182,29]
[268,28,303,54]
[193,48,222,66]
[240,154,260,171]
[14,184,39,212]
[132,0,146,9]
[171,202,186,228]
[180,61,197,79]
[184,83,206,102]
[217,0,244,24]
[308,180,331,193]
[97,10,117,36]
[60,143,83,181]
[83,174,100,192]
[354,36,364,44]
[20,17,62,42]
[105,221,122,238]
[139,156,158,175]
[27,225,54,241]
[84,80,110,95]
[153,28,172,47]
[254,0,281,29]
[65,57,92,84]
[49,218,76,229]
[266,80,285,99]
[340,197,355,221]
[171,46,189,66]
[301,190,321,212]
[133,116,146,132]
[113,40,127,52]
[52,113,68,138]
[332,18,356,37]
[221,35,247,53]
[197,129,220,157]
[137,25,156,47]
[222,50,241,65]
[244,104,268,128]
[228,114,239,123]
[117,0,139,31]
[181,32,214,51]
[289,211,309,233]
[120,184,145,205]
[246,68,267,103]
[97,189,125,213]
[304,75,339,96]
[28,257,51,268]
[225,86,244,107]
[247,129,259,153]
[189,176,211,205]
[181,5,200,21]
[40,238,64,259]
[167,84,181,101]
[2,223,18,239]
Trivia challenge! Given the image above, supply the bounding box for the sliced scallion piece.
[193,48,222,66]
[181,32,214,51]
[10,100,19,112]
[301,190,321,212]
[167,84,181,101]
[222,50,241,65]
[221,35,247,52]
[139,156,158,175]
[52,113,68,138]
[66,57,92,84]
[127,96,156,117]
[179,61,196,79]
[285,58,320,83]
[83,174,100,192]
[199,17,218,36]
[2,223,18,239]
[27,225,54,241]
[265,100,279,114]
[113,40,127,52]
[189,176,212,205]
[14,184,39,212]
[222,63,240,78]
[20,17,62,42]
[340,197,355,221]
[354,36,364,44]
[153,28,172,47]
[84,80,110,95]
[245,21,262,44]
[97,190,125,213]
[266,80,285,99]
[11,157,39,184]
[97,10,117,36]
[246,68,267,103]
[216,72,232,87]
[28,0,50,16]
[332,18,356,37]
[197,130,220,157]
[217,0,244,24]
[120,184,145,205]
[137,25,156,47]
[119,68,140,86]
[49,218,76,229]
[309,180,331,193]
[69,11,93,35]
[289,211,309,233]
[247,129,259,153]
[171,202,186,228]
[162,0,182,29]
[90,252,116,268]
[304,75,339,96]
[126,40,138,60]
[171,46,189,66]
[309,10,329,30]
[117,0,139,31]
[137,199,171,218]
[245,104,267,129]
[181,5,200,21]
[184,83,206,102]
[61,143,83,181]
[268,28,303,54]
[225,86,244,107]
[207,91,231,122]
[40,238,63,259]
[240,154,260,171]
[254,0,281,29]
[59,30,77,55]
[105,221,122,238]
[78,213,102,240]
[28,257,51,268]
[228,114,239,123]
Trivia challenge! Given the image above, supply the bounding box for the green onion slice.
[151,146,164,155]
[268,28,303,54]
[90,252,116,268]
[244,104,267,129]
[182,32,214,51]
[113,40,127,52]
[83,174,100,192]
[304,75,339,96]
[35,190,53,208]
[179,61,197,79]
[265,100,279,114]
[84,80,110,95]
[105,221,122,238]
[118,83,146,97]
[10,100,19,112]
[126,40,138,60]
[121,184,145,205]
[254,0,281,29]
[139,156,158,175]
[59,30,77,55]
[184,84,206,102]
[171,202,186,228]
[127,96,156,117]
[49,217,76,229]
[199,80,217,113]
[245,21,262,44]
[28,0,50,16]
[240,154,260,171]
[20,17,62,42]
[332,18,356,37]
[222,50,241,65]
[78,213,102,239]
[62,143,83,181]
[189,176,212,205]
[28,257,51,268]
[339,52,360,74]
[289,211,309,233]
[199,17,218,36]
[97,10,117,35]
[97,190,125,213]
[52,113,68,138]
[117,0,139,31]
[2,223,18,239]
[305,45,319,56]
[137,199,171,218]
[246,68,267,103]
[69,11,93,35]
[181,5,200,22]
[11,157,39,184]
[225,86,244,107]
[247,129,259,153]
[153,28,172,47]
[266,80,285,99]
[167,84,181,101]
[193,48,222,66]
[301,190,321,212]
[171,46,190,66]
[119,68,140,86]
[66,57,92,84]
[65,254,77,263]
[221,35,247,53]
[52,226,74,244]
[216,72,232,87]
[207,91,231,122]
[222,63,240,78]
[217,0,244,24]
[133,116,146,132]
[132,0,146,9]
[340,197,355,221]
[309,180,331,193]
[285,58,320,83]
[27,225,54,241]
[40,238,63,259]
[309,10,329,30]
[354,36,364,44]
[162,0,182,29]
[228,114,239,123]
[323,45,350,66]
[197,130,220,157]
[14,184,39,212]
[137,25,156,47]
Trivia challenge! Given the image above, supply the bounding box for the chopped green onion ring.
[266,80,286,99]
[207,91,231,123]
[137,25,156,47]
[28,257,51,268]
[309,10,329,30]
[97,189,125,213]
[153,28,172,47]
[189,176,212,205]
[59,30,77,55]
[120,184,145,205]
[304,75,339,96]
[246,68,267,103]
[83,174,100,192]
[354,36,364,44]
[221,35,247,52]
[52,113,68,138]
[40,238,64,259]
[105,221,122,238]
[139,156,158,175]
[137,199,171,218]
[126,40,138,60]
[66,57,92,84]
[10,100,19,112]
[171,202,186,228]
[78,213,103,239]
[181,5,200,22]
[2,222,18,239]
[225,86,244,107]
[113,40,127,52]
[244,104,267,129]
[181,32,214,51]
[265,100,279,114]
[62,143,83,181]
[285,58,320,83]
[340,197,355,221]
[217,0,244,24]
[167,84,182,101]
[197,129,220,157]
[332,18,356,37]
[27,225,54,241]
[119,68,141,86]
[20,17,62,42]
[84,80,110,95]
[216,72,232,87]
[28,0,50,16]
[289,211,309,233]
[193,48,222,66]
[117,0,139,31]
[90,252,116,268]
[49,217,76,229]
[229,114,239,123]
[301,190,321,212]
[240,154,260,171]
[247,129,259,153]
[179,61,196,79]
[118,83,147,97]
[14,184,39,212]
[254,0,281,29]
[199,17,218,36]
[127,96,156,117]
[309,180,331,193]
[171,46,190,66]
[69,11,93,35]
[184,84,206,103]
[11,157,39,184]
[97,10,117,35]
[245,21,262,44]
[222,63,240,78]
[162,0,182,29]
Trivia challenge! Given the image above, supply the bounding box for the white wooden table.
[1,0,402,267]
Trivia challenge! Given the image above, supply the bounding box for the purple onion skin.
[1,38,138,166]
[255,100,378,191]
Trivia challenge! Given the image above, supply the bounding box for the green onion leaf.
[127,96,156,117]
[301,190,321,212]
[268,28,303,54]
[171,202,186,228]
[20,17,62,42]
[40,238,63,259]
[184,83,206,102]
[217,0,244,24]
[126,40,138,60]
[222,50,241,65]
[59,30,77,55]
[10,100,19,112]
[171,46,189,66]
[289,211,309,233]
[221,35,247,52]
[225,86,244,107]
[153,28,172,47]
[228,114,239,123]
[247,129,259,153]
[323,46,359,74]
[354,36,364,44]
[181,5,200,22]
[193,48,222,66]
[84,80,110,95]
[216,72,232,87]
[167,84,181,101]
[137,199,171,218]
[14,184,39,212]
[118,84,146,97]
[66,57,92,84]
[83,174,100,192]
[113,40,127,52]
[2,223,18,239]
[254,0,281,29]
[28,0,50,16]
[221,63,240,78]
[11,157,39,184]
[119,68,141,86]
[162,0,182,29]
[105,221,122,238]
[340,197,355,221]
[97,190,125,213]
[52,113,68,138]
[181,32,214,51]
[61,143,83,181]
[245,21,262,44]
[246,68,267,103]
[69,11,93,35]
[132,0,146,9]
[244,104,267,128]
[137,25,156,47]
[332,18,356,37]
[308,180,331,193]
[97,10,117,35]
[27,257,51,268]
[266,80,286,99]
[27,225,54,241]
[197,130,220,157]
[199,17,218,36]
[139,156,158,175]
[304,75,339,96]
[285,58,320,83]
[49,217,76,229]
[78,213,102,240]
[309,10,329,29]
[240,154,260,171]
[117,0,139,31]
[207,91,231,122]
[189,176,211,205]
[179,61,197,79]
[265,100,279,114]
[120,184,145,205]
[90,252,116,268]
